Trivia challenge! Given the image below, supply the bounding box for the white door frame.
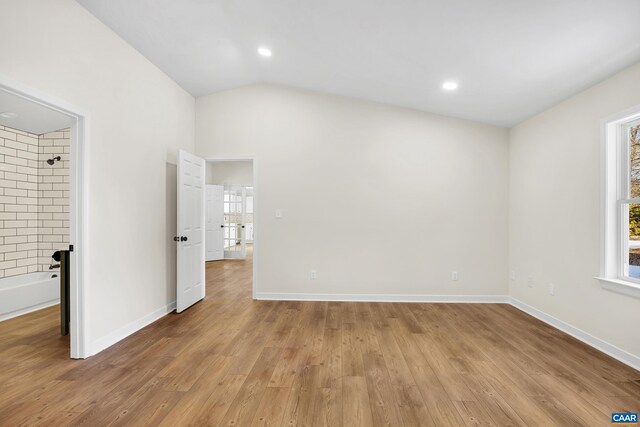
[205,157,257,299]
[0,75,90,359]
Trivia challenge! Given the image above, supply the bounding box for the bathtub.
[0,272,59,321]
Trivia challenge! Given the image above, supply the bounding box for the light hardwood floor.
[0,245,639,426]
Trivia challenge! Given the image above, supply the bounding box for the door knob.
[220,225,224,228]
[181,236,188,242]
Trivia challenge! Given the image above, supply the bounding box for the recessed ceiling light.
[0,112,18,119]
[442,81,458,91]
[257,47,272,57]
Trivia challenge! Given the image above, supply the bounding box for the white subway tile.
[0,244,17,253]
[0,130,17,140]
[17,181,37,190]
[17,212,36,220]
[16,258,36,267]
[0,179,17,188]
[0,196,16,204]
[4,220,26,228]
[17,242,37,251]
[5,172,26,181]
[0,146,16,156]
[5,188,27,197]
[17,228,37,235]
[5,205,28,212]
[0,163,18,173]
[5,266,28,276]
[4,155,27,167]
[17,150,38,161]
[42,131,64,139]
[0,228,16,236]
[4,140,29,152]
[16,134,37,145]
[16,166,37,176]
[5,235,28,244]
[0,260,17,269]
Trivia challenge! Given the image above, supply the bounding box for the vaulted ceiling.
[77,0,640,127]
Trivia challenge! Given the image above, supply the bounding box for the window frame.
[618,119,640,283]
[598,106,640,298]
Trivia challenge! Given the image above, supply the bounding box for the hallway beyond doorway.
[206,243,253,301]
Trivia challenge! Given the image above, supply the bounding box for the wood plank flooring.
[1,245,639,425]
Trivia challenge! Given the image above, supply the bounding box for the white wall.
[0,0,195,354]
[206,161,253,185]
[196,84,509,298]
[509,62,640,360]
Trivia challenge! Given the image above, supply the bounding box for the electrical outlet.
[527,276,533,288]
[310,270,317,280]
[275,209,282,219]
[548,283,555,296]
[451,271,459,281]
[510,270,516,281]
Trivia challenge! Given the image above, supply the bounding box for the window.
[620,120,640,280]
[599,107,640,298]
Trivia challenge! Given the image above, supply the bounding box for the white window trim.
[598,104,640,299]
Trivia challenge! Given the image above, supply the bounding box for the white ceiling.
[77,0,640,127]
[0,90,72,135]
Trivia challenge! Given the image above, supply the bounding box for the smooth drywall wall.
[509,62,640,360]
[0,0,195,353]
[196,84,509,297]
[206,161,253,185]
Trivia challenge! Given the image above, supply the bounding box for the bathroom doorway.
[0,79,89,359]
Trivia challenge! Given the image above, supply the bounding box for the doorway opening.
[0,78,89,359]
[204,159,255,298]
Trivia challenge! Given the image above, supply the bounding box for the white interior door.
[223,185,247,259]
[205,185,224,261]
[176,150,205,313]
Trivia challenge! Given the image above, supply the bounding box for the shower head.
[46,156,61,165]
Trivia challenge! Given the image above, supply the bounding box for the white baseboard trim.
[256,292,510,303]
[0,299,59,322]
[510,297,640,371]
[90,301,176,356]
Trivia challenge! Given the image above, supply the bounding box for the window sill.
[596,277,640,299]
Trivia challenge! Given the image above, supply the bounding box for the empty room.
[0,0,639,425]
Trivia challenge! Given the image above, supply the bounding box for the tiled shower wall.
[0,126,39,277]
[0,125,69,278]
[37,130,70,273]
